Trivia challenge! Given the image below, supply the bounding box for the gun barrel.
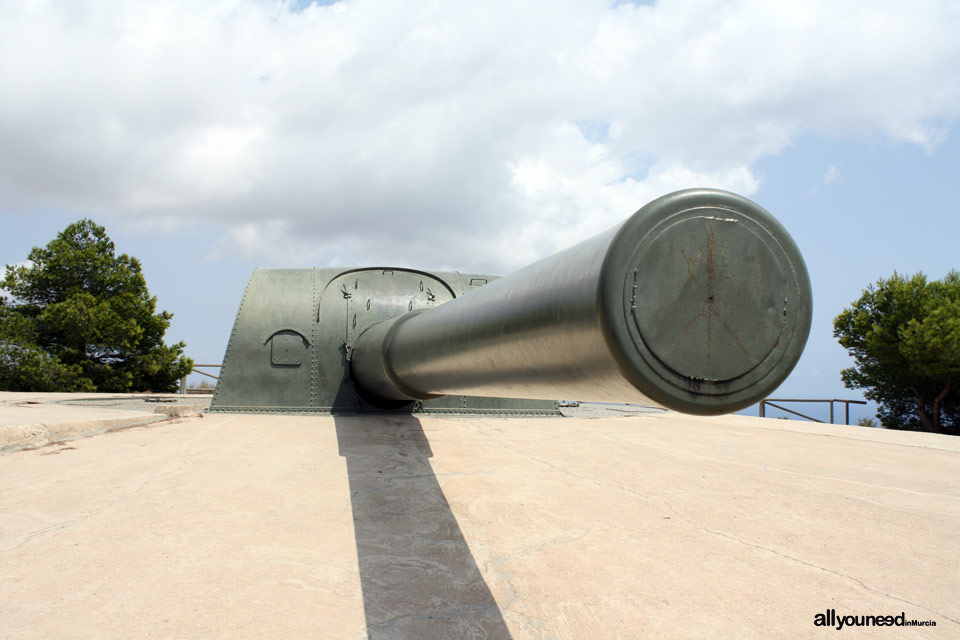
[350,189,811,415]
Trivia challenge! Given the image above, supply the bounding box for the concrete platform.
[0,392,209,453]
[0,398,957,638]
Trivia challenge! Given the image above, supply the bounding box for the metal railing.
[759,398,867,425]
[180,364,222,394]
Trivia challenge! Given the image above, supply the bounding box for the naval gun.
[210,189,811,416]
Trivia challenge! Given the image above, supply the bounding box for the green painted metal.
[209,267,559,414]
[212,188,811,416]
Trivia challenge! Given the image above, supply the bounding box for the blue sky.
[1,0,959,423]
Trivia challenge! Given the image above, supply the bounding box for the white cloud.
[824,165,841,185]
[1,0,958,272]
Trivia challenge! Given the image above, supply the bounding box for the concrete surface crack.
[502,607,553,640]
[693,521,959,626]
[485,530,592,565]
[2,466,185,553]
[368,605,504,630]
[1,515,92,552]
[610,437,958,500]
[130,468,183,495]
[748,424,960,453]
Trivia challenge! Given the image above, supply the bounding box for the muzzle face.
[602,189,812,414]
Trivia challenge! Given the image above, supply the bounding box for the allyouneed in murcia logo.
[814,609,936,629]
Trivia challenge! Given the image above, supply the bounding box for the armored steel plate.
[210,267,559,415]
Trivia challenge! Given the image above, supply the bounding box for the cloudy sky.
[2,0,959,420]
